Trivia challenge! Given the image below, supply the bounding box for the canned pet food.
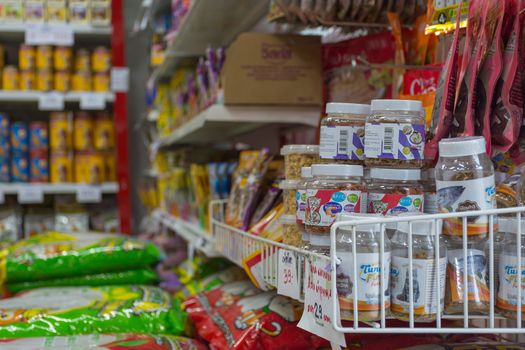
[92,46,111,72]
[11,122,29,153]
[29,121,48,150]
[36,69,53,91]
[54,71,71,92]
[50,112,72,151]
[73,112,93,151]
[30,150,48,183]
[3,66,19,91]
[104,151,116,182]
[50,151,73,183]
[74,49,90,71]
[72,71,92,91]
[11,152,29,183]
[0,157,9,182]
[19,70,35,90]
[19,45,35,70]
[93,72,109,92]
[94,113,114,150]
[36,45,53,70]
[75,151,105,184]
[53,46,73,71]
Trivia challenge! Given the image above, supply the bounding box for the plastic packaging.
[280,144,319,180]
[305,164,366,235]
[422,168,438,214]
[367,168,423,215]
[296,166,312,241]
[320,103,369,163]
[390,219,446,322]
[436,137,496,241]
[364,99,425,168]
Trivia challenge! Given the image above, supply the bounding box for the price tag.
[111,67,130,92]
[277,249,300,300]
[18,187,44,204]
[298,256,346,348]
[25,23,74,46]
[76,185,102,203]
[38,92,65,111]
[80,93,106,110]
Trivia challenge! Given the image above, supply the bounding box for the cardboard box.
[46,0,68,23]
[222,32,322,106]
[69,0,90,24]
[0,0,24,22]
[25,0,45,23]
[90,0,111,26]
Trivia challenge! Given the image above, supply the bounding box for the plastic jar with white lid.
[297,167,312,241]
[436,137,496,241]
[279,179,300,216]
[364,99,425,169]
[367,168,424,215]
[336,213,390,321]
[309,234,331,255]
[497,218,525,319]
[320,103,370,164]
[280,214,303,248]
[280,145,320,180]
[305,164,367,236]
[422,168,438,214]
[390,218,446,322]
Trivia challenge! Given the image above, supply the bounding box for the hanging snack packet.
[425,2,463,160]
[475,0,505,154]
[338,0,351,20]
[387,12,406,98]
[0,286,186,338]
[491,0,523,153]
[426,0,468,35]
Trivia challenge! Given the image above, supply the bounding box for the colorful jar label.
[391,256,446,316]
[447,249,490,303]
[436,176,496,236]
[296,189,307,223]
[305,189,365,227]
[424,192,438,214]
[497,254,525,312]
[337,252,391,311]
[364,122,425,160]
[320,125,364,160]
[367,193,423,215]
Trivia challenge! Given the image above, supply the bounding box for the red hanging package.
[424,1,464,161]
[491,0,523,153]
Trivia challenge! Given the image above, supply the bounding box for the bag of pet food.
[0,286,187,338]
[3,232,162,283]
[175,266,247,300]
[6,268,158,294]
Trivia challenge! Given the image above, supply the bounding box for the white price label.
[76,185,102,203]
[80,93,106,110]
[298,256,346,348]
[25,23,74,46]
[18,187,44,204]
[38,92,65,111]
[111,67,130,92]
[277,249,300,300]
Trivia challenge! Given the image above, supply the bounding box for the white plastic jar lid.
[325,102,370,115]
[396,218,435,235]
[280,144,319,156]
[370,167,421,181]
[438,136,486,157]
[279,179,300,190]
[311,164,364,177]
[301,166,312,179]
[371,99,422,112]
[310,234,331,247]
[337,213,382,232]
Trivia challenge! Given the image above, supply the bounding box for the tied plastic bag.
[0,286,187,338]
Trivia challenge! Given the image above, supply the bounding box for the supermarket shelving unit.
[0,182,118,194]
[0,91,115,103]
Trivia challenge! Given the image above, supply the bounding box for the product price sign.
[76,185,102,203]
[25,23,74,46]
[18,186,44,204]
[80,93,106,110]
[38,92,65,111]
[111,68,130,92]
[298,256,346,348]
[277,249,300,300]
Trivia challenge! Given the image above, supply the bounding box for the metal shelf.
[0,182,118,194]
[155,104,321,147]
[0,91,116,103]
[0,23,112,39]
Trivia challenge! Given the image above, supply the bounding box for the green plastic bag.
[0,285,187,338]
[6,268,158,294]
[3,232,162,283]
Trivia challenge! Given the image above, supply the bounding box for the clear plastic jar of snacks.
[422,169,438,214]
[444,237,490,315]
[305,164,366,236]
[336,213,390,321]
[367,168,423,215]
[297,167,312,242]
[497,218,525,319]
[309,234,331,255]
[391,218,446,322]
[280,179,299,216]
[436,137,496,242]
[320,103,369,164]
[364,99,425,168]
[280,215,304,248]
[280,145,319,180]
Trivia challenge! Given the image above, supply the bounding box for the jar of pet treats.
[280,145,319,180]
